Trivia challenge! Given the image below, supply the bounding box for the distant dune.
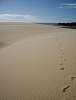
[0,23,76,100]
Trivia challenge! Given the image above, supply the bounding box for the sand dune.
[0,23,76,100]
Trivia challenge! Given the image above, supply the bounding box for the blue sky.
[0,0,76,22]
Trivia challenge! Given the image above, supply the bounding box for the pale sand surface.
[0,23,76,100]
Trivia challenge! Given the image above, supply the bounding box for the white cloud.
[59,3,76,8]
[0,14,39,22]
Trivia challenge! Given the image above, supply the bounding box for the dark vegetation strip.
[36,22,76,29]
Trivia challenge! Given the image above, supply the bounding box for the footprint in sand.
[59,63,64,66]
[61,76,76,94]
[70,76,76,81]
[58,60,65,70]
[59,67,64,70]
[59,58,67,70]
[62,85,70,93]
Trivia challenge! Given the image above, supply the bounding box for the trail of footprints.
[56,37,66,71]
[55,36,76,99]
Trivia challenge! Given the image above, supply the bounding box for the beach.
[0,23,76,100]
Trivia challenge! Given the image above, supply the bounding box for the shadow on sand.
[0,41,10,48]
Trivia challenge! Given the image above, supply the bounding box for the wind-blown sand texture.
[0,23,76,100]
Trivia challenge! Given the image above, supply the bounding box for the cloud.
[0,14,39,22]
[59,3,76,8]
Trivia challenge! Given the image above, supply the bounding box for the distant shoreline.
[0,22,76,29]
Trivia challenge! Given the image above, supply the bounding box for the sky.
[0,0,76,22]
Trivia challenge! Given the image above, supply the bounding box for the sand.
[0,23,76,100]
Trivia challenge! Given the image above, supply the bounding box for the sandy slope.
[0,23,76,100]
